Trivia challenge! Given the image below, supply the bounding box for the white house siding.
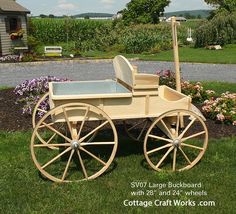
[0,14,28,56]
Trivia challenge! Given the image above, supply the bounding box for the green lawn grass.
[0,131,235,214]
[201,81,236,95]
[83,44,236,64]
[143,44,236,64]
[0,86,11,90]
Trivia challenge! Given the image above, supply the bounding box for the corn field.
[29,18,190,53]
[30,18,112,44]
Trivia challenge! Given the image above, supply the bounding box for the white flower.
[216,113,225,121]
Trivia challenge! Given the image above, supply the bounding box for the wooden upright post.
[171,16,181,93]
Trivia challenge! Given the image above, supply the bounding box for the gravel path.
[0,60,235,87]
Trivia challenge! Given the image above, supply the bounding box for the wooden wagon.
[31,55,208,182]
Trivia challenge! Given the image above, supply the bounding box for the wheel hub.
[71,140,80,150]
[173,139,181,147]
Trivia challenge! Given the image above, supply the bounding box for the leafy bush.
[14,76,69,116]
[195,11,236,47]
[202,92,236,125]
[21,53,35,62]
[27,35,42,52]
[119,24,185,53]
[181,81,215,103]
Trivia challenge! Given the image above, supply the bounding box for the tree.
[48,14,55,18]
[121,0,170,24]
[204,0,236,12]
[39,14,47,18]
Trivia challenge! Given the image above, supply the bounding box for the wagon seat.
[113,55,160,96]
[113,55,205,120]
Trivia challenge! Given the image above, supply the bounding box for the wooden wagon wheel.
[123,118,156,142]
[144,109,208,172]
[32,92,50,128]
[31,103,118,182]
[32,92,98,145]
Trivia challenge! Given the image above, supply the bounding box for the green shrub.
[195,11,236,47]
[21,53,35,62]
[27,35,41,52]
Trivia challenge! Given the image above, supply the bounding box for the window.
[9,18,18,32]
[5,17,22,33]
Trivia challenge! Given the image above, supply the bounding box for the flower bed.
[14,76,69,116]
[157,70,236,125]
[202,92,236,125]
[0,55,20,63]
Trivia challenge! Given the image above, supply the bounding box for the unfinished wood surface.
[171,17,181,93]
[144,109,208,172]
[32,92,49,128]
[31,102,118,182]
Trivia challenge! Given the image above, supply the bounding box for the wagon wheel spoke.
[42,122,71,143]
[147,143,172,155]
[127,119,146,131]
[78,121,109,143]
[61,150,75,181]
[175,113,180,138]
[148,134,173,143]
[63,107,72,136]
[39,122,54,129]
[77,107,89,140]
[77,150,88,179]
[156,146,174,169]
[181,143,204,151]
[160,119,173,139]
[80,147,106,166]
[179,118,196,139]
[35,132,57,146]
[137,120,148,140]
[181,131,206,142]
[124,118,157,142]
[34,143,71,148]
[81,142,115,146]
[172,147,177,171]
[42,147,72,169]
[179,147,192,165]
[37,108,47,113]
[46,133,57,145]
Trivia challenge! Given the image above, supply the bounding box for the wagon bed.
[50,80,132,99]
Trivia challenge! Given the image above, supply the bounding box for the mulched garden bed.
[0,88,235,139]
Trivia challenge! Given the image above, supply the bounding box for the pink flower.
[216,113,225,121]
[206,90,215,95]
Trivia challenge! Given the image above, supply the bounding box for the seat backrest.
[113,55,134,88]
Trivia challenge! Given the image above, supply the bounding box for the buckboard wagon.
[31,55,208,182]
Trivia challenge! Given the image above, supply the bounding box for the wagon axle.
[172,139,181,147]
[71,140,80,150]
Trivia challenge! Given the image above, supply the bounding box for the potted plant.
[10,29,24,40]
